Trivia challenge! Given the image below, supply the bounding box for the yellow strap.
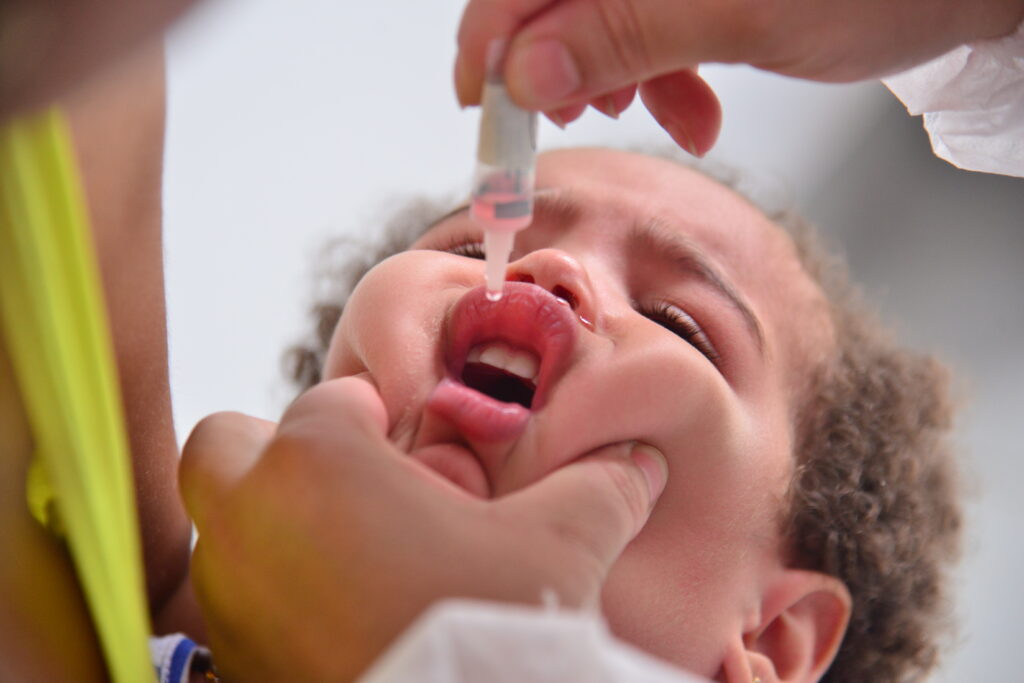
[0,109,153,682]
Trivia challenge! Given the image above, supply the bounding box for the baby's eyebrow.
[629,221,767,356]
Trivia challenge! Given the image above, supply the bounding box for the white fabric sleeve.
[882,19,1024,177]
[357,599,709,683]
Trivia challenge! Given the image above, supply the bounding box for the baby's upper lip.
[445,282,579,410]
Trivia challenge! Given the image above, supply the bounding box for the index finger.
[455,0,555,106]
[273,375,389,448]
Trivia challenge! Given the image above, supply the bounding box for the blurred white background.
[163,1,1023,679]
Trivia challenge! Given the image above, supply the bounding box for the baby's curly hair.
[778,210,961,682]
[284,172,961,682]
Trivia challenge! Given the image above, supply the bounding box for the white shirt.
[359,599,708,683]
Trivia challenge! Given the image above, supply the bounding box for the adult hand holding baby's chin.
[455,0,1024,155]
[179,376,667,682]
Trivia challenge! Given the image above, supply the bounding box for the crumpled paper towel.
[884,20,1024,177]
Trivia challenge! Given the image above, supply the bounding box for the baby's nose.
[507,249,597,327]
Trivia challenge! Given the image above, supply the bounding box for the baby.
[282,147,961,682]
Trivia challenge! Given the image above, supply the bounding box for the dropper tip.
[483,228,515,304]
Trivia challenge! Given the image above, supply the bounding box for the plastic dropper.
[471,41,538,301]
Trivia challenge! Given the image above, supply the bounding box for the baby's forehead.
[535,149,787,263]
[535,149,819,285]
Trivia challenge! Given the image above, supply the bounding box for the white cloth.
[358,599,708,683]
[149,634,210,683]
[883,19,1024,177]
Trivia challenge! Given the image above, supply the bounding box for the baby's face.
[323,148,833,675]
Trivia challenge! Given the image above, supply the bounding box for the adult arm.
[63,43,197,633]
[454,0,1024,155]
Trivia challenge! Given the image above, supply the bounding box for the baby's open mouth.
[425,283,578,442]
[461,342,539,408]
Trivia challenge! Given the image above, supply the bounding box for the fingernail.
[454,52,476,108]
[546,110,567,129]
[631,445,668,502]
[508,39,581,108]
[666,122,701,158]
[594,94,620,120]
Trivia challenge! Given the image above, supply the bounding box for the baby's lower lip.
[427,378,530,443]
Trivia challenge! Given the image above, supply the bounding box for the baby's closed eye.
[635,300,719,364]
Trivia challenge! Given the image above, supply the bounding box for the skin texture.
[321,148,848,680]
[64,45,193,623]
[454,0,1024,154]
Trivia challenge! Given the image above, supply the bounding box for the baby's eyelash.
[637,301,720,364]
[438,237,486,260]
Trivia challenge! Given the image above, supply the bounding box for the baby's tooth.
[479,344,511,370]
[507,352,538,381]
[470,342,539,380]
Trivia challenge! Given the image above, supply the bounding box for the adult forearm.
[64,41,193,625]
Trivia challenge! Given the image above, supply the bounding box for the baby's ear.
[727,570,851,683]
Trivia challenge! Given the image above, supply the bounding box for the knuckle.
[261,428,319,471]
[594,0,656,77]
[545,462,647,553]
[706,0,780,63]
[261,421,353,488]
[547,514,608,570]
[601,459,650,532]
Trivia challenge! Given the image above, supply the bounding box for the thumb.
[499,1,733,111]
[501,443,668,570]
[179,412,276,534]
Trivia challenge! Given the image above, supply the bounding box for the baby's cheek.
[571,342,779,531]
[321,311,361,380]
[322,253,442,379]
[581,346,744,456]
[594,368,782,672]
